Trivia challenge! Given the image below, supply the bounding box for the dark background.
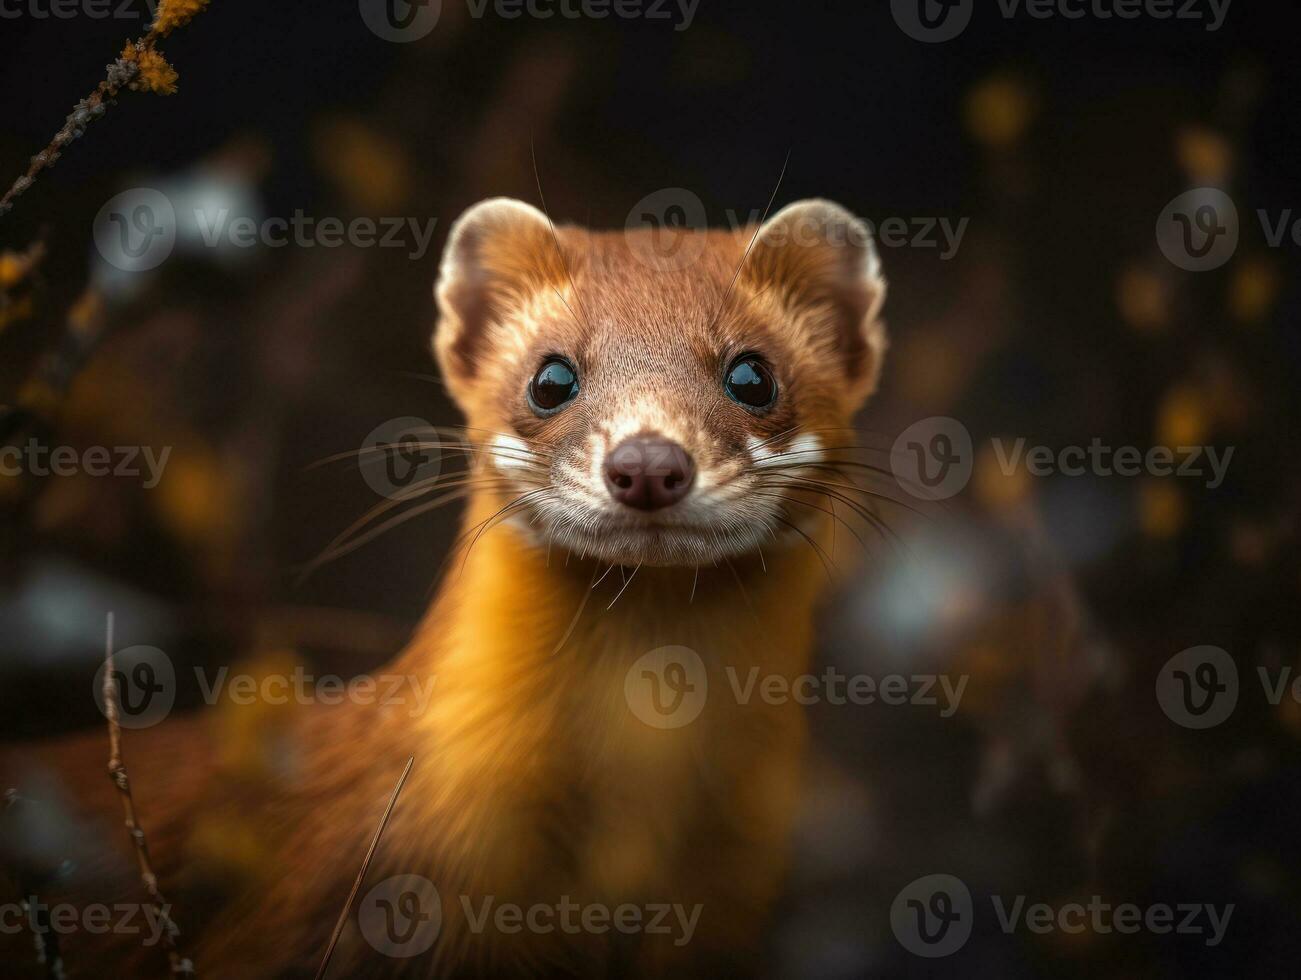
[2,1,1300,977]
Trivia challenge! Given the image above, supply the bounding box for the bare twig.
[102,612,196,978]
[19,893,65,980]
[4,790,66,979]
[314,756,415,980]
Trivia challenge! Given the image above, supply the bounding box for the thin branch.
[103,612,195,978]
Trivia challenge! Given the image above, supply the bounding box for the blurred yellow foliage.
[313,117,412,213]
[1139,480,1186,539]
[1230,257,1281,323]
[1116,267,1171,333]
[965,74,1037,148]
[0,251,29,288]
[0,295,32,332]
[155,447,244,555]
[1176,125,1234,184]
[1156,384,1208,447]
[975,441,1034,511]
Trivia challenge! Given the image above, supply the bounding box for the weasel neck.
[399,492,833,681]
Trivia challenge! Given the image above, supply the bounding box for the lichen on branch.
[0,0,211,219]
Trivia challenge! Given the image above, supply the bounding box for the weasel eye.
[528,357,579,415]
[724,356,778,410]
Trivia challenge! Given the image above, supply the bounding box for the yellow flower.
[152,0,210,37]
[122,43,179,96]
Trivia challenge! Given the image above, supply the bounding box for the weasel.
[2,197,888,978]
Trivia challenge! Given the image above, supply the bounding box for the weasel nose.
[604,437,696,511]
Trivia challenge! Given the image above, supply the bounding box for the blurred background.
[1,1,1299,977]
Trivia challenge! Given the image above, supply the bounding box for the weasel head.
[432,196,888,567]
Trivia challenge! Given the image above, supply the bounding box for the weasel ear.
[742,199,888,406]
[433,198,565,407]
